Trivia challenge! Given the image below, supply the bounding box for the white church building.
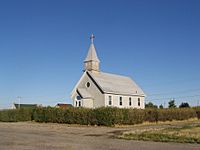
[71,34,145,109]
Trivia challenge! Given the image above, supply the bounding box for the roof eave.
[103,91,146,97]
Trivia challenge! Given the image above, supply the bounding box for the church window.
[138,98,140,106]
[108,96,112,105]
[77,95,81,100]
[76,101,77,107]
[79,101,81,107]
[129,97,132,106]
[119,97,122,106]
[86,82,91,88]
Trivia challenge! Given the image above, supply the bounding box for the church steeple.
[84,34,100,72]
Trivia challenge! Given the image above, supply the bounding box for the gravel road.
[0,122,199,150]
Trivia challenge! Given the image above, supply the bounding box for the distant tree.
[168,100,176,108]
[179,102,190,108]
[159,104,164,109]
[145,102,158,109]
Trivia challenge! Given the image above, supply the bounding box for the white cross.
[90,34,95,43]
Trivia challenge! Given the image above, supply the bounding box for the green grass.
[120,125,200,144]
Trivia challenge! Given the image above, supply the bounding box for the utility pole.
[17,96,21,109]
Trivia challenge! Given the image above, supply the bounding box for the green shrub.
[17,108,34,121]
[33,107,45,122]
[0,107,198,125]
[33,107,95,125]
[157,108,196,121]
[93,107,118,126]
[193,107,200,119]
[158,109,173,121]
[145,109,158,122]
[65,107,93,125]
[196,111,200,119]
[122,109,145,124]
[0,109,17,122]
[0,108,33,122]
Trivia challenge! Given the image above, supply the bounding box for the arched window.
[76,95,81,100]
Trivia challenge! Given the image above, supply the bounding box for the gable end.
[86,71,104,94]
[76,89,83,98]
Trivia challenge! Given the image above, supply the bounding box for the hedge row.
[0,107,198,126]
[144,108,197,122]
[33,107,145,126]
[193,107,200,119]
[0,108,33,122]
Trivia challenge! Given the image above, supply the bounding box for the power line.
[142,77,200,88]
[147,88,200,96]
[0,92,68,100]
[147,94,200,101]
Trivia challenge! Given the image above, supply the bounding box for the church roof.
[84,34,100,62]
[77,88,92,98]
[88,71,145,96]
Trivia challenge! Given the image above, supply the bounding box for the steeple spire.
[84,34,100,72]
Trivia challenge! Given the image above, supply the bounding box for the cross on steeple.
[90,34,95,43]
[84,33,100,72]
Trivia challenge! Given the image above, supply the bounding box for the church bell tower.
[84,34,100,72]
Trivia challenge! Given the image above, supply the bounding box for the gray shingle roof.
[88,71,145,96]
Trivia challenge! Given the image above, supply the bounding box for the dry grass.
[119,119,200,144]
[114,118,199,128]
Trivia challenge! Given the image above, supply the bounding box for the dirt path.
[0,122,199,150]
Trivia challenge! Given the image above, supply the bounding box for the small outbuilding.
[13,103,38,109]
[55,103,73,109]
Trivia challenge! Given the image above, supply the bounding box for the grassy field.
[119,119,200,144]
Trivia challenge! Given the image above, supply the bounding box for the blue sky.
[0,0,200,108]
